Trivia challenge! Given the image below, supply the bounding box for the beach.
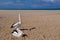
[0,10,60,40]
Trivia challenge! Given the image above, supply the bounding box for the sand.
[0,10,60,40]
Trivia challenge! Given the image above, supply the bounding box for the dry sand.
[0,10,60,40]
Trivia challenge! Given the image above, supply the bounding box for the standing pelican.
[11,13,21,28]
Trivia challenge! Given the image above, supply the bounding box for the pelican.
[11,13,21,28]
[11,13,36,37]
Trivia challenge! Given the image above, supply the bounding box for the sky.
[0,0,60,10]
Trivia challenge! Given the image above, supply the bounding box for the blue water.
[0,0,60,10]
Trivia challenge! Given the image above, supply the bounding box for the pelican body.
[12,28,27,37]
[12,28,23,37]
